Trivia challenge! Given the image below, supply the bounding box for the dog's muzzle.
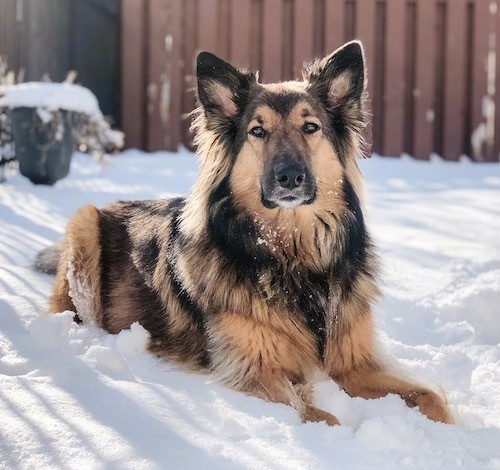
[261,162,316,209]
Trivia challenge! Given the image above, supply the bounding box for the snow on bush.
[0,82,123,167]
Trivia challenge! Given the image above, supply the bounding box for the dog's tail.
[34,244,61,275]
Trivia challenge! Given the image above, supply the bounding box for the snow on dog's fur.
[38,42,453,425]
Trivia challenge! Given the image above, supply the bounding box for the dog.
[36,41,454,426]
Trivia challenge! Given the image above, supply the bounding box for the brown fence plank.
[355,0,376,156]
[313,0,326,58]
[442,0,467,161]
[383,0,406,157]
[230,0,252,68]
[121,0,146,149]
[0,0,17,72]
[412,0,437,160]
[165,0,183,151]
[293,0,315,78]
[371,0,386,154]
[495,0,500,161]
[148,0,182,151]
[471,0,494,161]
[325,0,345,53]
[181,0,199,148]
[198,0,220,56]
[147,0,167,150]
[261,0,283,82]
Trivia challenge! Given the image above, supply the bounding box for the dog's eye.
[249,126,266,138]
[303,122,320,134]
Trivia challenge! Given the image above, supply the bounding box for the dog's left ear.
[196,52,256,120]
[305,41,365,111]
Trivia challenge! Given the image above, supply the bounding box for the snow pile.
[0,150,499,468]
[0,82,100,117]
[0,82,124,163]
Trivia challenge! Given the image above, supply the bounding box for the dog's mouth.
[261,190,316,210]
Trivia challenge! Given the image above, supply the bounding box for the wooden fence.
[122,0,500,161]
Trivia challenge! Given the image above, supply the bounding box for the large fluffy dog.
[39,41,453,425]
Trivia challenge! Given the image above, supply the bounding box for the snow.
[0,82,101,117]
[1,150,500,469]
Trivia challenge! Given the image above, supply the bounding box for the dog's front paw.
[302,405,340,426]
[411,390,454,424]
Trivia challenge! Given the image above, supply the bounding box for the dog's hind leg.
[325,313,454,424]
[49,205,102,326]
[50,253,76,314]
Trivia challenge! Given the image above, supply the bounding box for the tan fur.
[50,242,76,314]
[325,314,374,376]
[50,205,101,325]
[212,308,319,386]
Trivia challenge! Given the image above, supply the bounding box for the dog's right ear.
[196,52,256,120]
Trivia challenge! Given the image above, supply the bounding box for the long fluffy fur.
[41,42,454,425]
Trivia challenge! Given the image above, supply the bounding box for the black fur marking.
[297,271,330,358]
[207,177,275,275]
[263,92,305,117]
[98,209,168,339]
[167,203,208,338]
[331,176,368,300]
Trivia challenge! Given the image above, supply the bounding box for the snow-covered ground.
[0,150,499,469]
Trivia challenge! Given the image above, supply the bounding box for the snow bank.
[0,82,101,117]
[0,151,499,469]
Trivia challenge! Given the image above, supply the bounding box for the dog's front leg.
[208,312,339,425]
[324,312,454,424]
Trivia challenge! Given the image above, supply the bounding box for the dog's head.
[195,41,366,217]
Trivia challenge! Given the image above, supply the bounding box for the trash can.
[9,107,74,185]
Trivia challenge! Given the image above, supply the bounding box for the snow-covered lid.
[0,82,102,117]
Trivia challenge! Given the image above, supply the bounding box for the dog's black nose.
[274,162,306,189]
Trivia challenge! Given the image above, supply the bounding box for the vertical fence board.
[218,0,231,59]
[121,0,146,149]
[495,0,500,160]
[181,0,199,148]
[325,0,345,54]
[230,0,252,68]
[261,0,283,82]
[413,0,436,160]
[0,1,17,72]
[166,0,183,151]
[471,0,493,161]
[198,0,219,55]
[355,0,376,155]
[345,0,356,41]
[372,0,386,154]
[383,0,406,156]
[146,0,183,151]
[442,0,467,161]
[147,0,168,150]
[293,0,315,78]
